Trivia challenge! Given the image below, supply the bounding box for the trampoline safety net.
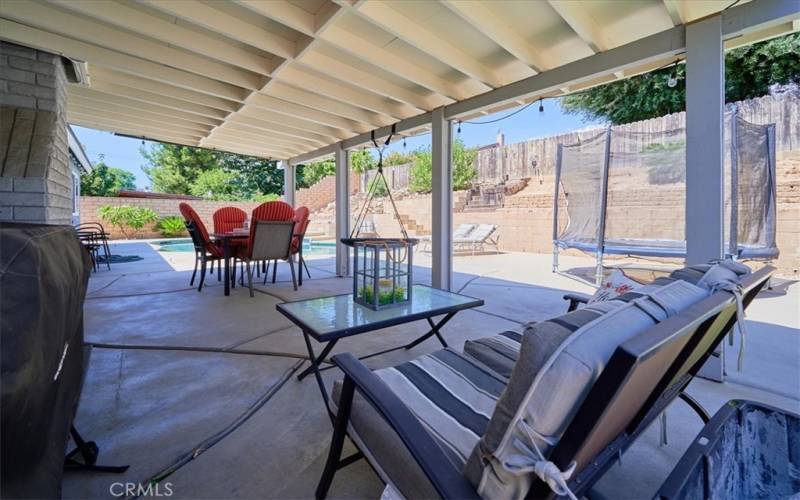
[553,108,778,280]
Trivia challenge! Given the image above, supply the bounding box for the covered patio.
[67,240,798,498]
[1,0,799,498]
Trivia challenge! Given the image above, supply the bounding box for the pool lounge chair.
[315,265,773,499]
[419,224,476,252]
[454,223,499,255]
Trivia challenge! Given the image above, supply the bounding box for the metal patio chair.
[315,265,772,499]
[237,220,297,296]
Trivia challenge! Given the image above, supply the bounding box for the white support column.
[685,15,724,264]
[282,160,296,207]
[335,144,350,277]
[431,107,453,290]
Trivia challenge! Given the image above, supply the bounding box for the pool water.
[155,238,337,256]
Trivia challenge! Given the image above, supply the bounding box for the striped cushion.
[463,299,631,381]
[463,331,522,380]
[373,348,506,469]
[335,348,507,499]
[464,280,710,499]
[213,206,246,234]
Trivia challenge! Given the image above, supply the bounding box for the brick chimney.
[0,41,72,225]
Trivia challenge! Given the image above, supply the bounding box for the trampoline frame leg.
[595,250,604,286]
[552,244,559,273]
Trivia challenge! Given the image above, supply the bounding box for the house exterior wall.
[0,41,72,225]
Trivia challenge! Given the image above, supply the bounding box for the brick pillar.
[0,41,72,225]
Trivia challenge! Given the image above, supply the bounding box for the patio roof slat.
[0,1,264,91]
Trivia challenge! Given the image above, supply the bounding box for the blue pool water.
[156,238,336,256]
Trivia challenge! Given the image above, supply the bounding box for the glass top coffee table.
[276,284,483,410]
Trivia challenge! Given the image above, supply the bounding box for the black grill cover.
[1,223,91,499]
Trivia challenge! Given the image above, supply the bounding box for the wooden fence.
[475,92,799,183]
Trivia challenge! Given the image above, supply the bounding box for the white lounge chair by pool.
[454,224,499,255]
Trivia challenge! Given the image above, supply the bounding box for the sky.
[72,98,604,189]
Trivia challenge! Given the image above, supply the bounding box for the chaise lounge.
[315,263,772,499]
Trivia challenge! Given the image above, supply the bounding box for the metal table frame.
[276,286,483,415]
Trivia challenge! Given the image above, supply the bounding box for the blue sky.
[72,98,603,189]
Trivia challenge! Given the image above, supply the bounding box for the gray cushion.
[462,263,721,382]
[335,348,506,499]
[464,279,710,499]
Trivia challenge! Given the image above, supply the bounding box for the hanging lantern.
[343,125,418,309]
[351,239,413,310]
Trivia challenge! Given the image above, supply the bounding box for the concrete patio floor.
[65,241,799,499]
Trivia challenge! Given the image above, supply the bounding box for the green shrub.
[253,193,280,203]
[366,175,389,198]
[98,205,158,239]
[156,216,187,237]
[409,139,477,193]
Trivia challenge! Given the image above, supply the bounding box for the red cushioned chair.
[237,201,297,288]
[290,207,311,286]
[213,206,247,234]
[213,206,249,279]
[179,203,224,292]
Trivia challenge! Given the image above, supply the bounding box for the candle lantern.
[352,239,413,310]
[344,127,418,310]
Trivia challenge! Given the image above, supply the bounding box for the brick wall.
[0,41,72,224]
[80,197,264,239]
[295,173,359,212]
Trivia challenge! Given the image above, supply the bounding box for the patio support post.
[685,15,725,264]
[335,143,350,277]
[431,107,453,291]
[282,160,296,207]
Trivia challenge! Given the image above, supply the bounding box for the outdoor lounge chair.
[419,224,476,252]
[454,223,499,255]
[315,264,773,499]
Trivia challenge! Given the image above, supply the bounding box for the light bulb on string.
[538,98,544,113]
[667,73,679,88]
[666,59,680,88]
[457,121,462,134]
[403,137,406,149]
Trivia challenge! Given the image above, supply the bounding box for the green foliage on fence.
[98,205,158,239]
[155,216,187,237]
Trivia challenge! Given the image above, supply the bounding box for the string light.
[667,60,679,88]
[403,137,407,148]
[538,98,544,113]
[457,121,462,134]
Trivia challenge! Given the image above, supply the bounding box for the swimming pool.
[155,238,337,256]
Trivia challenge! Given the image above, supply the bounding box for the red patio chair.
[213,207,248,277]
[213,206,247,234]
[290,207,311,285]
[244,201,297,286]
[178,202,224,291]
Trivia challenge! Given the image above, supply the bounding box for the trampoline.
[553,107,778,284]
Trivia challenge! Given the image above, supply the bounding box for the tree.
[141,143,284,200]
[80,159,136,196]
[219,153,283,198]
[297,159,335,188]
[384,151,412,166]
[141,144,217,194]
[350,149,376,173]
[561,33,800,124]
[409,139,477,193]
[189,168,244,200]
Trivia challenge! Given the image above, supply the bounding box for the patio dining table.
[211,228,248,296]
